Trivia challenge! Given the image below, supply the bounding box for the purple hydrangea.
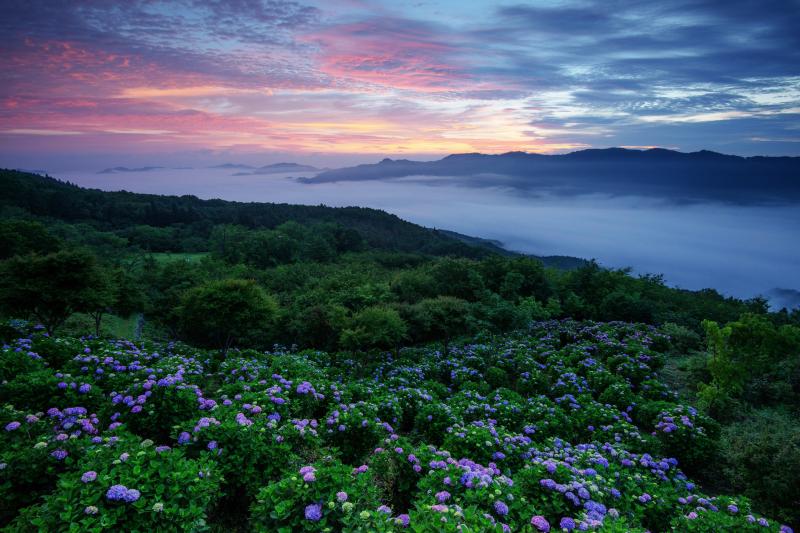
[435,491,451,503]
[51,449,68,461]
[299,465,316,482]
[4,421,20,431]
[540,478,557,490]
[81,471,98,483]
[531,515,550,532]
[106,484,128,501]
[397,514,410,527]
[336,491,348,502]
[560,517,576,531]
[494,500,509,516]
[304,503,322,521]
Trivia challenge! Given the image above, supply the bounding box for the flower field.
[0,320,793,532]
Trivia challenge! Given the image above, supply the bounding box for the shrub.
[250,458,380,532]
[19,439,221,531]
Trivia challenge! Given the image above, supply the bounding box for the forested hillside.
[0,169,507,258]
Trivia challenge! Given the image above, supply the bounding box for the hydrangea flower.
[50,449,68,461]
[299,465,316,482]
[4,421,20,431]
[106,484,128,501]
[305,503,322,521]
[560,517,576,531]
[494,501,509,516]
[81,471,97,483]
[531,515,550,531]
[106,484,140,503]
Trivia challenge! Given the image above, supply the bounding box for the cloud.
[0,0,798,159]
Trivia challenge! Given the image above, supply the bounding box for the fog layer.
[54,168,800,305]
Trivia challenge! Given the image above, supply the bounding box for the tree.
[178,279,278,356]
[414,296,473,354]
[0,219,61,259]
[0,249,111,334]
[430,258,485,301]
[339,306,407,357]
[474,293,525,333]
[84,269,117,337]
[209,224,250,263]
[390,270,437,303]
[85,268,146,337]
[302,234,337,262]
[246,230,298,267]
[290,303,348,352]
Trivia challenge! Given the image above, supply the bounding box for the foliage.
[0,321,792,531]
[1,168,799,531]
[340,306,407,354]
[178,279,279,355]
[0,249,113,334]
[718,409,800,525]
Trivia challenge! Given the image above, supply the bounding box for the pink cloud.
[305,18,471,92]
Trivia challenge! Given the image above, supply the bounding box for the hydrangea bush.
[0,320,793,531]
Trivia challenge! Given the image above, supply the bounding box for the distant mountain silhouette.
[300,148,800,204]
[98,166,164,174]
[208,163,256,169]
[231,162,322,176]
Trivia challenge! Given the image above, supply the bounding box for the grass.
[60,312,142,339]
[105,313,141,338]
[149,252,209,264]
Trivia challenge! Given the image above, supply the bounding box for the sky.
[1,0,799,170]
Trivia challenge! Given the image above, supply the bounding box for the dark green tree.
[339,305,407,357]
[0,219,61,259]
[415,296,473,354]
[0,249,111,334]
[178,279,278,356]
[430,258,485,301]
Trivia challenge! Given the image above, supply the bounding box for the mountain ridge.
[300,147,800,204]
